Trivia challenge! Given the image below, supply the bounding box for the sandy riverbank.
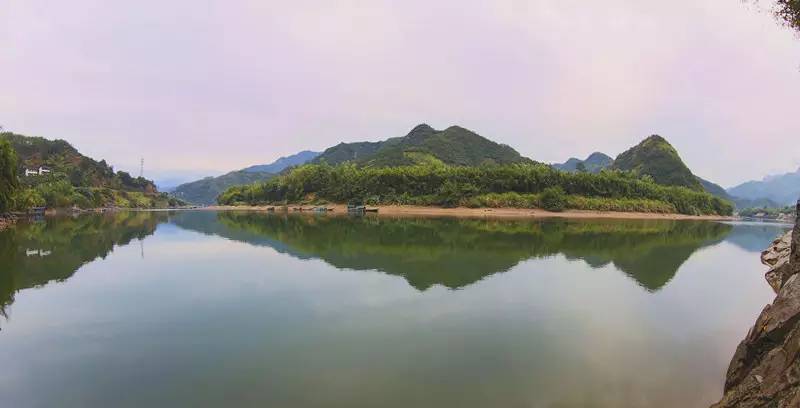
[203,204,734,221]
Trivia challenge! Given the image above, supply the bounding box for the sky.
[2,0,799,188]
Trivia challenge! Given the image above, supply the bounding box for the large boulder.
[713,201,800,407]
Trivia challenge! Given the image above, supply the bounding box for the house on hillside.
[24,167,51,176]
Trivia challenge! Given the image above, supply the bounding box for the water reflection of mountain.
[722,222,792,253]
[171,212,733,292]
[0,212,166,317]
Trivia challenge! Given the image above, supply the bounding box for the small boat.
[29,207,46,215]
[365,208,379,213]
[266,207,275,212]
[347,205,366,213]
[313,207,332,213]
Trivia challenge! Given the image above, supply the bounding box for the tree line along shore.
[217,163,733,216]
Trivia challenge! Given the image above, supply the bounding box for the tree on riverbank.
[0,136,19,213]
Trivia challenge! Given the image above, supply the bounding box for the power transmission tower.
[139,158,144,178]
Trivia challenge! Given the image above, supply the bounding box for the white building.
[24,167,51,176]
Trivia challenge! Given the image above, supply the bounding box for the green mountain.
[172,170,275,205]
[313,124,532,167]
[612,135,704,191]
[552,152,613,173]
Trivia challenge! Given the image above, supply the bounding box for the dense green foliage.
[218,162,733,215]
[13,177,183,209]
[313,124,532,167]
[463,192,677,213]
[172,170,275,205]
[539,187,567,211]
[612,135,703,190]
[0,139,19,213]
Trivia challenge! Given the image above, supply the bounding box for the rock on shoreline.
[0,214,16,231]
[713,201,800,407]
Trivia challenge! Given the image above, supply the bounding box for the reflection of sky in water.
[0,214,790,408]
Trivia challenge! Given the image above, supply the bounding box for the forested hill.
[312,124,532,167]
[611,135,704,191]
[552,136,728,200]
[1,131,182,209]
[1,132,155,192]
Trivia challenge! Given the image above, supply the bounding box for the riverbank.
[204,204,734,220]
[713,201,800,407]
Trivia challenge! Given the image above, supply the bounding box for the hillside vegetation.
[219,162,733,216]
[0,131,182,209]
[313,124,532,167]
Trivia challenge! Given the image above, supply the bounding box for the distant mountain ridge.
[243,150,320,173]
[552,152,613,173]
[172,150,320,205]
[312,124,532,167]
[727,168,800,207]
[172,170,275,205]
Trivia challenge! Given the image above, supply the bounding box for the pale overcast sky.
[2,0,799,187]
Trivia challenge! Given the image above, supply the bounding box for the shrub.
[540,187,566,212]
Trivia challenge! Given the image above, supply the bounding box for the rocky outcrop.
[713,201,800,407]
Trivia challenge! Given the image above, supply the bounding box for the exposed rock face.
[713,201,800,407]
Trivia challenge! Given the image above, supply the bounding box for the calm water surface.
[0,211,791,407]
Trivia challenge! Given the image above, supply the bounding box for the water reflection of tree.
[0,212,166,320]
[173,212,732,292]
